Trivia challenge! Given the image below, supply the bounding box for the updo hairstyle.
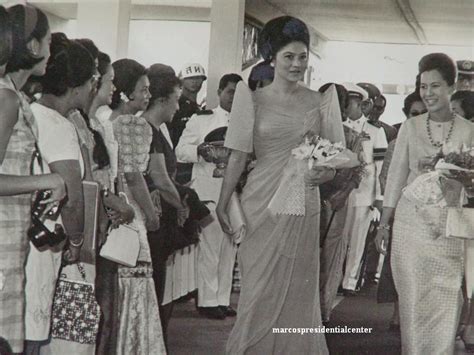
[37,32,95,97]
[6,4,49,73]
[418,53,457,86]
[258,16,310,61]
[110,58,147,109]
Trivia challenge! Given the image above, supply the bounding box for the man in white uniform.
[176,73,243,319]
[341,83,388,295]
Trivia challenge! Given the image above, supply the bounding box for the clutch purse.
[99,223,140,267]
[446,207,474,239]
[51,263,101,344]
[228,192,246,244]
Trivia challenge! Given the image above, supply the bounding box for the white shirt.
[344,116,388,206]
[175,106,230,202]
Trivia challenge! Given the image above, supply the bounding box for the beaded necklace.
[426,112,455,148]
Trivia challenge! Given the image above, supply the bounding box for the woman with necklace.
[375,53,473,354]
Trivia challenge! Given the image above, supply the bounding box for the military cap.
[457,60,474,76]
[342,82,369,101]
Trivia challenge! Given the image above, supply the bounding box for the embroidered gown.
[384,113,473,354]
[113,114,166,355]
[224,83,344,354]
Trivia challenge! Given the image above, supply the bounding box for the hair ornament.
[120,92,129,103]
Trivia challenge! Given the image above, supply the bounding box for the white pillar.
[206,0,245,108]
[76,0,131,60]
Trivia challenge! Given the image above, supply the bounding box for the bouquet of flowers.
[291,134,361,170]
[404,143,474,207]
[268,133,360,216]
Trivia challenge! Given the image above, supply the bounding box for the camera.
[27,190,66,249]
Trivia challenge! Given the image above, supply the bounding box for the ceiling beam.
[394,0,428,44]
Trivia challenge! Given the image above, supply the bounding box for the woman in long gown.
[216,16,344,354]
[375,53,474,354]
[109,58,166,354]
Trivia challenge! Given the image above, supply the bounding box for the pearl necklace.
[426,112,455,148]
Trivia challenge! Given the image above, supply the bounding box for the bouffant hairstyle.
[402,91,423,117]
[6,4,49,73]
[319,83,349,115]
[451,90,474,120]
[148,72,181,108]
[37,32,95,97]
[418,53,457,86]
[0,6,12,66]
[75,38,99,60]
[110,58,147,109]
[258,16,310,61]
[248,60,274,91]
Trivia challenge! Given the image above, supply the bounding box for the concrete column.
[76,0,131,60]
[206,0,245,108]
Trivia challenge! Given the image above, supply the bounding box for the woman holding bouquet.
[216,16,344,354]
[375,53,474,354]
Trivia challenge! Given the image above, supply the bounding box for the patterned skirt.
[391,196,464,355]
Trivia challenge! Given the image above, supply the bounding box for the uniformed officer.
[456,60,474,91]
[340,83,388,295]
[171,63,207,183]
[176,73,243,319]
[357,82,397,143]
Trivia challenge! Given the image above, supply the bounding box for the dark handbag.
[51,263,101,344]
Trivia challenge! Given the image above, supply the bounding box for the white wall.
[128,20,211,104]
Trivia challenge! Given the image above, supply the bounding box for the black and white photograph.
[0,0,473,354]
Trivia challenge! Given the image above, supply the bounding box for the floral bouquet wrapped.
[268,133,360,216]
[291,134,361,170]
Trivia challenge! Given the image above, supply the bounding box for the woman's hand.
[39,174,67,214]
[146,214,160,232]
[304,166,336,188]
[216,204,234,235]
[63,243,82,264]
[103,193,135,226]
[177,194,190,227]
[375,229,390,255]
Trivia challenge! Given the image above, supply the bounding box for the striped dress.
[0,75,37,353]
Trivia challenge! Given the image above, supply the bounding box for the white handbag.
[446,207,474,240]
[99,223,140,267]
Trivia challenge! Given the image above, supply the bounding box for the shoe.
[342,289,357,297]
[220,306,237,317]
[198,307,226,320]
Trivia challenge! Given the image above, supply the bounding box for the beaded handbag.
[51,263,101,344]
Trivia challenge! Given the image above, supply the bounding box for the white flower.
[120,92,130,103]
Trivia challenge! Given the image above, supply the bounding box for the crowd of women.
[0,4,473,355]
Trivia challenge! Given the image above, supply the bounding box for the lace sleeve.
[113,115,153,173]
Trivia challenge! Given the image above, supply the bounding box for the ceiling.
[8,0,474,47]
[255,0,474,46]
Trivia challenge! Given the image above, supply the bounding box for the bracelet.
[376,223,391,231]
[69,237,84,247]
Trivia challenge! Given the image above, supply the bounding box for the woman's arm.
[49,160,84,263]
[0,89,66,203]
[148,152,184,210]
[216,150,248,234]
[124,171,160,231]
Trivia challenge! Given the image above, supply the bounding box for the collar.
[215,106,230,116]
